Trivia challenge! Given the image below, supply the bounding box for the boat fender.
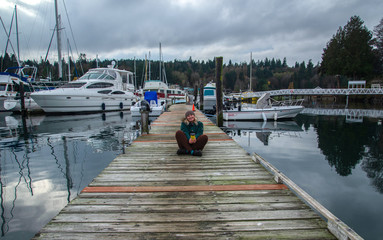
[262,112,267,122]
[101,103,106,111]
[119,102,123,109]
[274,112,278,121]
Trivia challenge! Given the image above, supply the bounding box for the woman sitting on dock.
[175,111,208,156]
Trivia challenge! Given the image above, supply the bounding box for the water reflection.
[224,120,303,145]
[224,113,383,239]
[0,112,139,239]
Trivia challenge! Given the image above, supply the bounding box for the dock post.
[140,110,149,134]
[199,82,204,111]
[139,100,150,134]
[215,56,223,127]
[19,82,27,117]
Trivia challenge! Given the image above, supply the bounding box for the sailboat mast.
[159,43,162,82]
[55,0,63,80]
[67,39,70,82]
[249,52,252,91]
[134,57,137,90]
[15,5,20,65]
[144,54,147,82]
[148,51,151,80]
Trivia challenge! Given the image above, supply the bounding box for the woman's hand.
[189,138,196,144]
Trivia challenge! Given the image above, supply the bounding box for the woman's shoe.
[177,148,188,155]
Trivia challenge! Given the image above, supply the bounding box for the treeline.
[1,15,382,92]
[0,52,359,92]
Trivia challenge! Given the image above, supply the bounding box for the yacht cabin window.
[204,89,215,96]
[61,82,87,88]
[111,91,125,95]
[98,90,112,94]
[121,73,128,83]
[87,82,114,89]
[0,84,7,91]
[128,74,133,84]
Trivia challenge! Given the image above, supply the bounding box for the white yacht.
[203,81,216,113]
[31,64,137,113]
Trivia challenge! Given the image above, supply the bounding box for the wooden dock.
[33,104,359,239]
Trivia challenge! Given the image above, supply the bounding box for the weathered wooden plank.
[88,179,278,187]
[71,195,302,205]
[36,219,329,233]
[62,202,310,213]
[51,209,320,223]
[34,229,336,240]
[77,189,298,199]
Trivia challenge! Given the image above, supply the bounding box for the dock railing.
[252,153,363,240]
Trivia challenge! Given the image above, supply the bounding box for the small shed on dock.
[348,80,366,89]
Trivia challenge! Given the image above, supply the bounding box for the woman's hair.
[183,115,198,125]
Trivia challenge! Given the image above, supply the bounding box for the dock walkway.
[34,104,347,239]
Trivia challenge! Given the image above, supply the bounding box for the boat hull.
[130,106,164,117]
[223,106,304,121]
[31,94,134,113]
[4,97,42,112]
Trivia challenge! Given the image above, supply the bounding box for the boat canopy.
[256,93,272,109]
[79,69,117,80]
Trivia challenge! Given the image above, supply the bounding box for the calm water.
[0,111,140,240]
[223,110,383,240]
[0,108,382,240]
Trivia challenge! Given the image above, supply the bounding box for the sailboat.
[0,6,42,111]
[142,43,186,103]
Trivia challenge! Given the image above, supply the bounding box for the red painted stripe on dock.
[138,132,227,136]
[134,139,233,143]
[82,184,288,193]
[151,123,215,126]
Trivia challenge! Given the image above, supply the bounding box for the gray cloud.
[1,0,382,66]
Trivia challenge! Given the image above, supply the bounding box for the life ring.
[119,102,123,109]
[101,103,106,111]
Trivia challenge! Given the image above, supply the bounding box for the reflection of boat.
[5,115,45,129]
[223,93,304,121]
[223,120,303,131]
[225,120,302,145]
[203,81,216,114]
[31,64,137,113]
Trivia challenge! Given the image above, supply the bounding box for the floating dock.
[33,104,361,239]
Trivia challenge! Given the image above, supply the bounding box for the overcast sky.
[1,0,382,66]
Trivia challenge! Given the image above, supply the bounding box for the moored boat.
[3,95,42,113]
[203,81,216,114]
[223,93,304,121]
[0,65,37,111]
[31,64,138,113]
[130,91,165,117]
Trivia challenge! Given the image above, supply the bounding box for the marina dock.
[33,104,361,239]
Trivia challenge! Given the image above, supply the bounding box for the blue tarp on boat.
[144,91,158,104]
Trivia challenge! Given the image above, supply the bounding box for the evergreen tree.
[320,16,375,79]
[373,18,383,72]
